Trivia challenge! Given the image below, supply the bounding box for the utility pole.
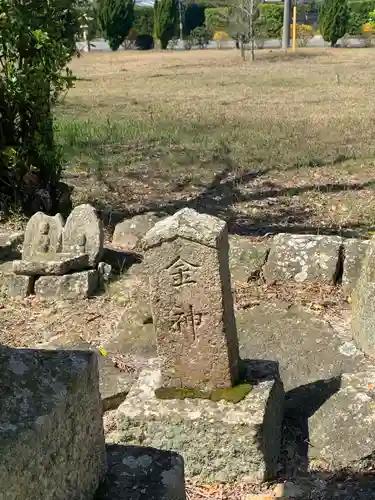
[282,0,291,49]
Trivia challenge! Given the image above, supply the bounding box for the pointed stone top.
[142,208,227,250]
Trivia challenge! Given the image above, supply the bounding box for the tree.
[134,5,154,35]
[205,7,230,32]
[319,0,349,46]
[154,0,178,49]
[0,0,83,214]
[184,3,206,35]
[97,0,135,51]
[259,3,283,40]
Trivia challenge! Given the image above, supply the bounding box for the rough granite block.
[342,239,369,295]
[35,270,98,299]
[112,213,159,251]
[116,359,284,484]
[352,238,375,355]
[0,346,107,500]
[0,267,33,297]
[309,371,375,470]
[229,236,269,284]
[263,233,342,284]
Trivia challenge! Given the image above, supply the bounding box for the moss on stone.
[155,383,252,404]
[209,384,252,403]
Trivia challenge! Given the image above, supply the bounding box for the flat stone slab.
[263,234,342,284]
[116,359,284,484]
[112,213,159,251]
[309,371,375,470]
[342,239,369,296]
[0,346,106,500]
[35,270,98,299]
[236,302,372,395]
[12,253,90,276]
[95,444,186,500]
[229,236,269,284]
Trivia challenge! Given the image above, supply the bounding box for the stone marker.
[309,371,375,470]
[112,213,159,251]
[22,212,64,260]
[35,269,98,299]
[0,346,106,500]
[263,233,342,284]
[62,204,104,267]
[352,238,375,355]
[142,208,240,391]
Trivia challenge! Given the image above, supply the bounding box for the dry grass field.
[57,47,375,237]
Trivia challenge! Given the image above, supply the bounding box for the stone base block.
[116,360,284,484]
[35,270,98,299]
[0,347,107,500]
[309,371,375,470]
[0,269,33,297]
[95,444,186,500]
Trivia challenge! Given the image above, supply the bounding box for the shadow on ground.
[94,444,185,500]
[75,158,375,238]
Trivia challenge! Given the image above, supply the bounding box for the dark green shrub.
[191,25,212,47]
[154,0,177,49]
[97,0,135,51]
[184,4,205,35]
[0,0,81,214]
[319,0,349,46]
[135,33,154,49]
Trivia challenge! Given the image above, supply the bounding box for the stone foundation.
[35,270,99,299]
[0,347,107,500]
[116,359,284,484]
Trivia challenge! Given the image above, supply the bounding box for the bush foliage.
[0,0,82,214]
